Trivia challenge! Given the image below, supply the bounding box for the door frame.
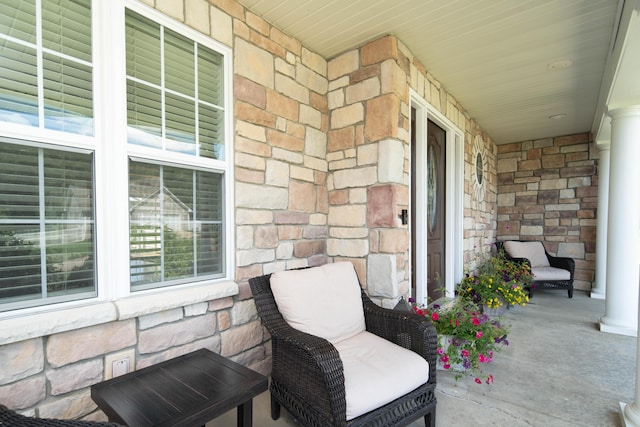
[410,90,464,305]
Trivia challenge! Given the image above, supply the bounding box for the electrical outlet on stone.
[112,358,130,377]
[105,349,135,380]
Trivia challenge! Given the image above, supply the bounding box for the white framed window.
[124,8,227,291]
[0,0,233,313]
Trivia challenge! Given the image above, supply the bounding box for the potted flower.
[489,250,533,291]
[456,251,530,314]
[410,298,510,384]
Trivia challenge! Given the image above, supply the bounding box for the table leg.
[237,400,253,427]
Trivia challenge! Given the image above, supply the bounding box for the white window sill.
[0,280,238,346]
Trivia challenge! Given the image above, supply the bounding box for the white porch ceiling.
[236,0,625,144]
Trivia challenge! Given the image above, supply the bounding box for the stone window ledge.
[0,280,238,346]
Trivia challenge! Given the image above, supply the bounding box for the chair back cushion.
[503,241,550,267]
[270,262,366,343]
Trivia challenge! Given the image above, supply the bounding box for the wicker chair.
[0,404,122,426]
[497,240,575,298]
[249,262,437,427]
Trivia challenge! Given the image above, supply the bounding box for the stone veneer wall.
[465,130,499,265]
[496,133,598,291]
[0,297,263,420]
[325,36,498,305]
[0,0,498,421]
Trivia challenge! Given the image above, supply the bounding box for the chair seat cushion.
[532,266,571,281]
[503,241,550,267]
[333,331,431,421]
[270,262,366,343]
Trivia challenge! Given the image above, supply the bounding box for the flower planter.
[413,298,510,383]
[481,303,507,318]
[436,334,467,372]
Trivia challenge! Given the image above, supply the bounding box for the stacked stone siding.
[496,133,598,291]
[232,1,332,283]
[326,36,498,305]
[464,132,499,264]
[0,297,266,421]
[326,36,409,303]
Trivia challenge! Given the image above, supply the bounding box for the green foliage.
[163,225,194,279]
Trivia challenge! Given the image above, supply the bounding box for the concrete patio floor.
[208,290,636,426]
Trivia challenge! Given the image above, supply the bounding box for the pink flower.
[476,331,483,339]
[461,349,469,357]
[472,317,480,326]
[475,378,482,384]
[431,312,439,322]
[441,355,449,363]
[437,347,444,355]
[486,375,494,384]
[478,354,489,363]
[443,364,451,370]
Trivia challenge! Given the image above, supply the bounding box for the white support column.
[591,143,610,299]
[621,297,640,425]
[599,106,640,337]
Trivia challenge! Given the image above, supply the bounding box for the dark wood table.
[91,349,268,427]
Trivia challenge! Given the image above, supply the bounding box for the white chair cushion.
[270,262,366,343]
[333,331,430,421]
[503,241,550,267]
[532,266,570,281]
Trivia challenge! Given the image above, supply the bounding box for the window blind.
[129,160,223,289]
[0,139,95,309]
[0,0,93,135]
[125,9,225,160]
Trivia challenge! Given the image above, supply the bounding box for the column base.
[590,291,606,300]
[600,320,638,337]
[620,402,640,426]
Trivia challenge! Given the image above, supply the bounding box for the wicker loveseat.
[249,262,437,427]
[0,404,122,427]
[497,240,575,298]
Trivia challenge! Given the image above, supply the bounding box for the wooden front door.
[426,120,446,301]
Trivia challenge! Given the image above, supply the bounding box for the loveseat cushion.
[532,266,571,281]
[503,241,550,267]
[270,262,366,344]
[333,331,431,421]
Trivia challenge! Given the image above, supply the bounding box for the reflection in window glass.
[125,9,225,160]
[0,139,95,311]
[0,0,93,135]
[129,160,223,290]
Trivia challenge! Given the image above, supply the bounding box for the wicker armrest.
[0,404,122,426]
[270,325,347,421]
[547,255,575,277]
[271,320,344,376]
[362,292,437,384]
